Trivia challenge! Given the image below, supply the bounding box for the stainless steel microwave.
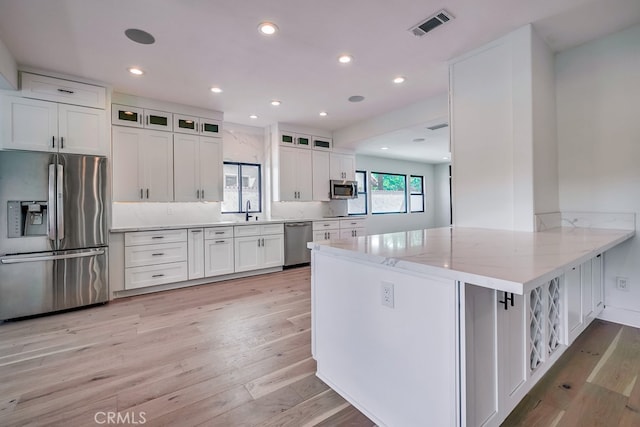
[330,180,358,199]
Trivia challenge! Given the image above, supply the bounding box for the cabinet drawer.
[125,242,188,268]
[339,218,365,229]
[234,225,261,237]
[205,226,234,239]
[313,220,340,231]
[21,72,106,109]
[124,262,188,290]
[125,229,187,246]
[261,223,284,235]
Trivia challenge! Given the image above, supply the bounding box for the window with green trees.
[370,172,407,214]
[410,175,424,212]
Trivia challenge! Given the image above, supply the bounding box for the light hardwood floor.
[2,267,639,426]
[0,267,374,427]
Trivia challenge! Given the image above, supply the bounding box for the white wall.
[434,164,451,227]
[354,155,440,234]
[0,36,17,90]
[556,24,640,324]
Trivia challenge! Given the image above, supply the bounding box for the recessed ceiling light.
[393,76,406,84]
[128,67,144,76]
[210,87,223,93]
[348,95,365,103]
[381,147,389,150]
[271,100,281,106]
[258,22,278,35]
[249,114,258,119]
[338,54,353,64]
[319,111,328,117]
[124,28,155,45]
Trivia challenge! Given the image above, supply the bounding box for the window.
[348,170,367,215]
[370,172,407,214]
[410,175,425,213]
[221,162,261,213]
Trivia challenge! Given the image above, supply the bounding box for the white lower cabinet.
[234,224,284,273]
[187,229,205,280]
[204,226,234,277]
[566,255,604,344]
[124,230,188,290]
[312,220,340,241]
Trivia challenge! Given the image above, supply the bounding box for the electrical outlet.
[381,282,394,308]
[616,276,630,291]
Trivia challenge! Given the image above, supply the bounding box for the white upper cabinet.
[279,146,312,201]
[312,136,332,150]
[112,127,174,202]
[330,152,355,181]
[173,114,223,137]
[173,134,222,202]
[1,95,107,155]
[112,104,173,132]
[312,150,330,201]
[20,72,106,109]
[279,130,312,149]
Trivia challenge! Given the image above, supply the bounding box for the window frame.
[221,161,262,214]
[348,170,368,216]
[370,171,408,215]
[409,175,425,213]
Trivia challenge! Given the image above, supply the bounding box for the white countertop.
[308,226,635,294]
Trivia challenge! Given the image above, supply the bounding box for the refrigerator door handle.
[48,164,56,240]
[1,249,105,264]
[57,164,64,241]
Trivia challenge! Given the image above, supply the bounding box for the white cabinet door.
[581,259,593,320]
[173,133,200,202]
[112,128,173,202]
[1,96,57,151]
[312,150,330,201]
[58,104,107,155]
[279,146,298,201]
[143,130,174,202]
[297,149,313,201]
[565,266,582,344]
[339,228,365,239]
[497,291,527,412]
[330,152,355,181]
[112,127,145,201]
[262,234,284,268]
[313,230,339,241]
[234,236,261,273]
[187,229,205,280]
[199,137,222,202]
[592,254,604,315]
[204,238,234,277]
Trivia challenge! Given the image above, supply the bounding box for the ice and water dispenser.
[7,201,48,238]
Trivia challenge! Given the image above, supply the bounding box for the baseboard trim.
[597,306,640,328]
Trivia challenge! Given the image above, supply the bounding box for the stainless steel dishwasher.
[284,221,313,267]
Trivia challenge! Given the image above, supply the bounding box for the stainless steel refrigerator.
[0,151,108,320]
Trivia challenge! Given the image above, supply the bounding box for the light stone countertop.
[109,216,362,233]
[308,226,635,294]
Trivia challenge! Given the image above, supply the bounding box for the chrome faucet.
[245,200,253,221]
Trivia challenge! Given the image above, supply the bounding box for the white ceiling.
[0,0,638,162]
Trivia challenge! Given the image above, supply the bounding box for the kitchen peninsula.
[308,225,634,427]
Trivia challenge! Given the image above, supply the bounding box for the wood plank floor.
[1,266,639,426]
[0,267,374,427]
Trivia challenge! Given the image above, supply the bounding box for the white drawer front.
[261,223,284,235]
[125,229,187,246]
[125,262,188,290]
[21,72,106,109]
[339,218,366,229]
[205,226,234,239]
[234,225,261,237]
[125,242,188,268]
[313,220,340,231]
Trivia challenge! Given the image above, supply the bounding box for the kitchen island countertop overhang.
[307,226,635,294]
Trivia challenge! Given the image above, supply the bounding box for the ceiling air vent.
[409,10,454,37]
[427,123,448,131]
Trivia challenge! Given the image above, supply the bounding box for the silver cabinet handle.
[146,188,150,199]
[196,189,200,199]
[57,88,75,94]
[262,238,265,246]
[257,239,260,247]
[201,189,204,199]
[146,115,149,126]
[215,240,226,244]
[140,188,144,199]
[151,253,165,256]
[52,136,55,148]
[56,164,64,240]
[151,236,164,239]
[191,229,202,233]
[48,164,56,240]
[152,274,165,278]
[214,231,225,235]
